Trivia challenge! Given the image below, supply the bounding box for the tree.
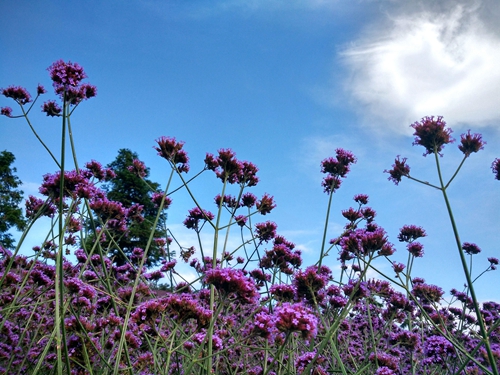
[102,149,168,267]
[0,150,26,249]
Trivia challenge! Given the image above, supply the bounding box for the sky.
[1,0,499,302]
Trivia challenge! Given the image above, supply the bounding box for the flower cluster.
[205,148,259,186]
[320,148,356,194]
[411,116,454,156]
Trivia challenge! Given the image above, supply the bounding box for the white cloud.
[342,4,500,134]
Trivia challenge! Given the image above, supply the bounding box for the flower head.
[48,60,87,88]
[41,100,62,116]
[183,207,214,231]
[398,225,426,243]
[458,130,485,156]
[205,267,259,304]
[2,86,31,105]
[1,107,13,117]
[385,156,410,185]
[274,302,318,340]
[37,84,47,95]
[462,242,481,255]
[411,116,454,156]
[492,158,500,180]
[154,136,189,172]
[256,193,276,215]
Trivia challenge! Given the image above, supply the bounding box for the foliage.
[0,150,26,249]
[99,148,168,267]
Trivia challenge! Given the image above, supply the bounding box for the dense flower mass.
[411,116,454,156]
[2,62,500,374]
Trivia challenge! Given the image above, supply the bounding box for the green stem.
[318,186,335,267]
[20,105,61,168]
[434,150,498,375]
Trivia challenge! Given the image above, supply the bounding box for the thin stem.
[20,105,61,168]
[318,187,335,267]
[434,150,498,375]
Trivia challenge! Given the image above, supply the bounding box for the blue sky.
[1,0,499,301]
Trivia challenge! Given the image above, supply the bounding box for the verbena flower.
[254,221,277,243]
[204,267,259,304]
[385,156,410,185]
[1,106,13,116]
[154,136,189,172]
[458,130,485,156]
[1,86,32,104]
[256,193,276,215]
[411,116,454,156]
[398,225,426,242]
[127,159,147,178]
[48,60,87,88]
[274,302,318,340]
[492,158,500,180]
[462,242,481,255]
[183,207,214,231]
[407,242,424,257]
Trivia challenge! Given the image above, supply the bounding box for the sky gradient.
[1,0,499,301]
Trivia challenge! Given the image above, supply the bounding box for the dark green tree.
[101,149,168,267]
[0,150,26,249]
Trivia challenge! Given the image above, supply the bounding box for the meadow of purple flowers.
[1,61,499,375]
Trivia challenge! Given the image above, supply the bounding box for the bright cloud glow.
[342,5,500,134]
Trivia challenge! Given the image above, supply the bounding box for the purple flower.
[294,265,332,305]
[37,84,46,95]
[462,242,481,255]
[274,302,318,340]
[154,136,190,173]
[407,242,424,257]
[1,106,13,116]
[385,156,410,185]
[411,116,454,156]
[353,194,369,205]
[1,86,31,104]
[423,335,455,365]
[392,262,405,274]
[254,221,277,243]
[204,267,259,304]
[234,215,247,227]
[321,175,341,194]
[48,60,87,88]
[270,284,296,302]
[321,149,356,177]
[183,207,214,231]
[241,192,257,208]
[412,282,443,303]
[151,191,172,209]
[127,159,147,178]
[260,238,302,274]
[398,225,426,242]
[252,310,275,339]
[492,158,500,180]
[256,193,276,215]
[458,130,485,156]
[320,148,356,195]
